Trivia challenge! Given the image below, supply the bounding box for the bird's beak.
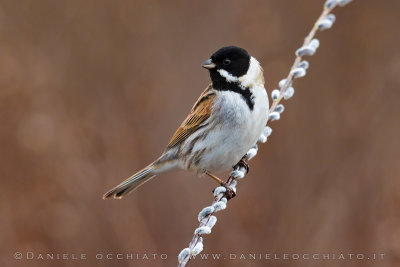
[202,59,216,69]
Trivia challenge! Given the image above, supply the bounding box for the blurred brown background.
[1,0,399,266]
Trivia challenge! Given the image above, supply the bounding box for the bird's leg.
[206,171,236,200]
[236,155,250,174]
[205,171,224,185]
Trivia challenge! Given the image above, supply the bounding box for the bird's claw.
[236,157,249,174]
[211,181,236,200]
[220,181,236,200]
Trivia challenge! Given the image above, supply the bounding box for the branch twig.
[177,1,353,266]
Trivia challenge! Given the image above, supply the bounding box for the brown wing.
[166,84,215,148]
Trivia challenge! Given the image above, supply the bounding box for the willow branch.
[177,1,353,266]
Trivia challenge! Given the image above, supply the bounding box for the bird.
[103,46,269,199]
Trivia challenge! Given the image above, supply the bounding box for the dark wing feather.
[166,84,215,148]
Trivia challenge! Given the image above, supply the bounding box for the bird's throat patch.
[212,81,254,110]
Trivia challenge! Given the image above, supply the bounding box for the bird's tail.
[103,164,156,199]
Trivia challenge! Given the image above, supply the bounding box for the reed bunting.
[103,46,269,199]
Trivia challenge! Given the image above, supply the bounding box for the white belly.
[182,87,269,173]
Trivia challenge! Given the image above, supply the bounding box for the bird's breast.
[185,87,268,172]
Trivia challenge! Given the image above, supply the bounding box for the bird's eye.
[223,59,231,65]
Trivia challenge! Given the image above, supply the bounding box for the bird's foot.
[220,181,236,200]
[236,156,250,174]
[208,172,236,200]
[211,181,236,200]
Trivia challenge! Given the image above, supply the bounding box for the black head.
[202,46,251,82]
